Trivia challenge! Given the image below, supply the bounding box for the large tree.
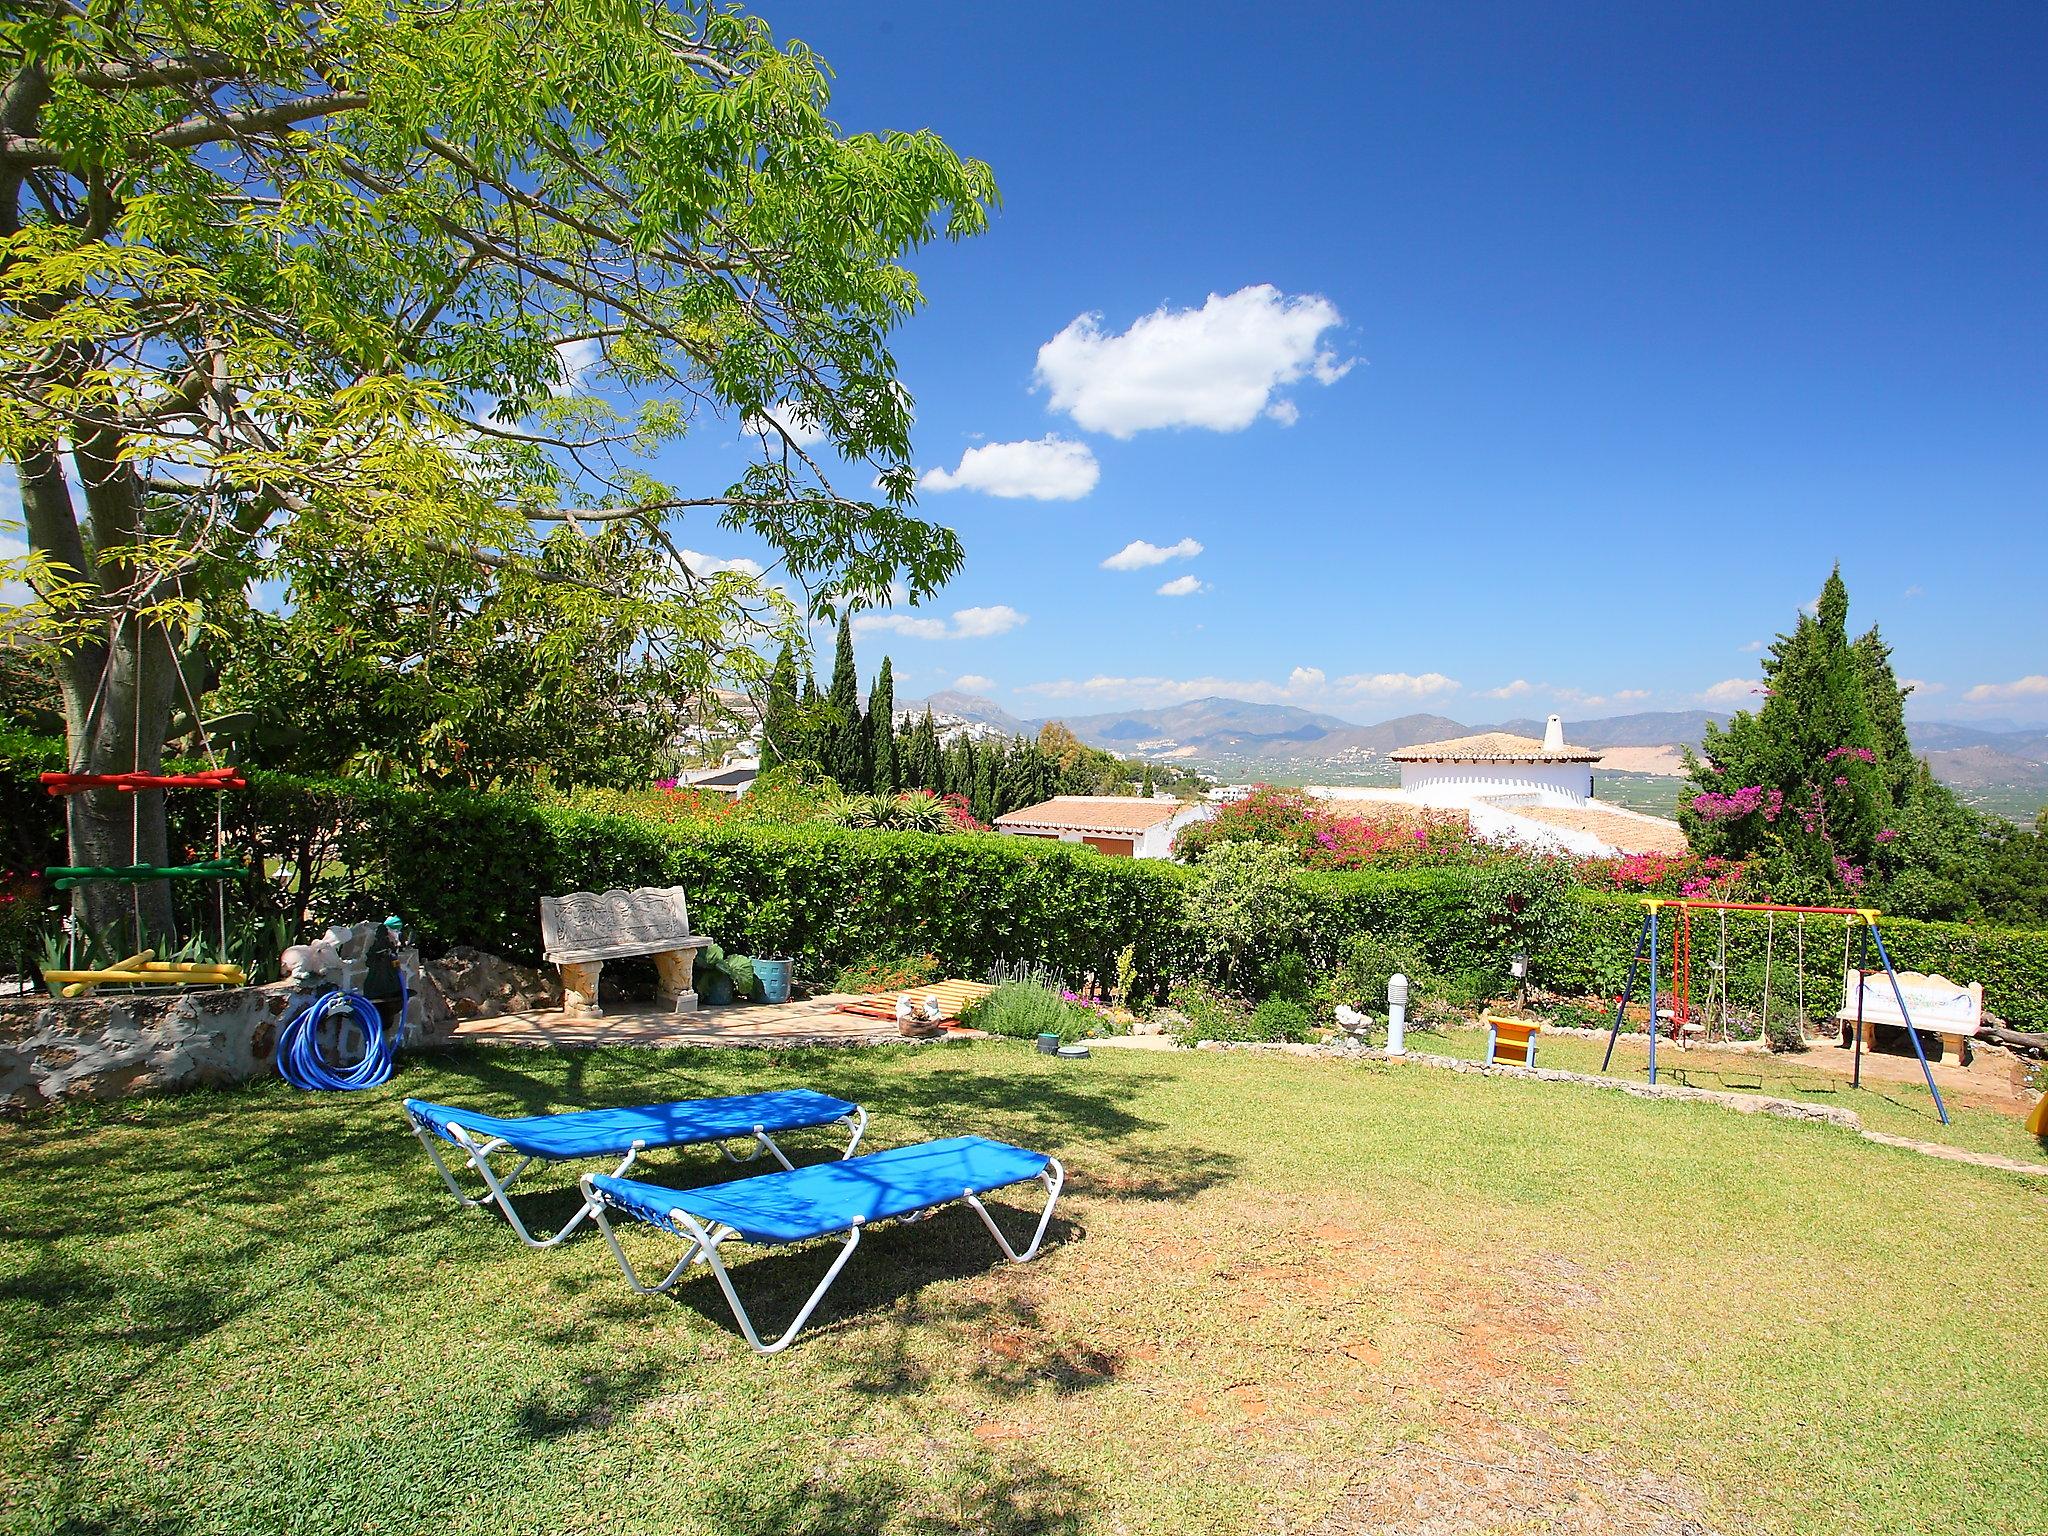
[0,1,990,937]
[864,653,896,793]
[822,611,862,786]
[1685,568,1957,905]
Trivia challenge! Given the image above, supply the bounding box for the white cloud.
[951,674,996,692]
[1700,678,1761,704]
[1156,574,1206,598]
[1611,689,1651,704]
[1963,676,2048,703]
[1101,537,1203,571]
[1900,678,1945,696]
[920,436,1098,500]
[1333,672,1460,700]
[1018,668,1457,709]
[745,401,827,447]
[550,338,603,397]
[1903,585,1925,599]
[853,605,1027,641]
[1482,679,1533,700]
[678,549,764,578]
[1739,640,1764,653]
[1034,283,1352,439]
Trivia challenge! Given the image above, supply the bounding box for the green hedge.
[5,738,2046,1024]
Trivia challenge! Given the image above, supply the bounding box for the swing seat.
[1483,1014,1541,1068]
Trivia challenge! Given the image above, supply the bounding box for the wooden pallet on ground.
[836,978,995,1023]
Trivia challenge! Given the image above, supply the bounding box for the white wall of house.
[1398,762,1595,807]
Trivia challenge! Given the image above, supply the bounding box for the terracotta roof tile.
[1390,730,1602,763]
[1508,803,1689,855]
[994,796,1186,833]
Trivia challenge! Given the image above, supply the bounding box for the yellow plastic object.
[50,960,246,998]
[1483,1013,1542,1067]
[2027,1093,2048,1140]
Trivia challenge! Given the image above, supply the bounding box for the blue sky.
[9,4,2039,726]
[671,1,2043,726]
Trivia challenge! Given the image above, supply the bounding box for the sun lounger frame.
[404,1094,867,1249]
[581,1142,1065,1354]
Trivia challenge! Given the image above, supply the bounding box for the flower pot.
[755,956,792,1005]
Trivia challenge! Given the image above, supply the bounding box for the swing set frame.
[1600,898,1949,1125]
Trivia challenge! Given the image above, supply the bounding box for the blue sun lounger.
[403,1089,867,1248]
[582,1135,1065,1354]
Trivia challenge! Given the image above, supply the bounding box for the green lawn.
[3,1040,2045,1535]
[1416,1022,2048,1164]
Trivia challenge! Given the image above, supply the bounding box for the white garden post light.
[1387,973,1408,1057]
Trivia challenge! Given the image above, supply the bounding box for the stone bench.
[540,886,713,1019]
[1836,967,1982,1066]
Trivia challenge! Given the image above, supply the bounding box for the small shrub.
[831,952,942,994]
[1260,950,1314,1003]
[1764,1010,1809,1053]
[1251,996,1314,1041]
[1163,979,1311,1043]
[960,981,1094,1043]
[1330,931,1434,1012]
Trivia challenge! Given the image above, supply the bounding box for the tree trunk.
[56,614,182,951]
[16,441,183,949]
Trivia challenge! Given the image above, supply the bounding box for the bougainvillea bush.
[1172,785,1479,870]
[1577,851,1751,901]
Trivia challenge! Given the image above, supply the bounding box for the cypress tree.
[824,614,865,788]
[973,744,998,824]
[1141,762,1155,797]
[908,709,942,791]
[761,642,799,766]
[1686,567,1884,896]
[865,656,898,793]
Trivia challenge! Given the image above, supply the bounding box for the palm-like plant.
[891,790,950,833]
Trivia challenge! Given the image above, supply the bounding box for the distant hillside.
[901,690,1031,736]
[1498,711,1731,750]
[901,690,2048,817]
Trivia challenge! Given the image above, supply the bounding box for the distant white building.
[994,795,1212,859]
[674,750,760,796]
[1311,715,1686,858]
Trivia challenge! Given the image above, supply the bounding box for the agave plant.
[823,794,887,829]
[890,790,950,833]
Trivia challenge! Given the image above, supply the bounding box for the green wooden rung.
[44,859,247,891]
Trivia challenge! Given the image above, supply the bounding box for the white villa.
[994,795,1213,859]
[1311,715,1687,858]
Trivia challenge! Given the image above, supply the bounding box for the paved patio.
[453,992,982,1050]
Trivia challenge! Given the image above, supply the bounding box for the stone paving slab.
[450,993,981,1051]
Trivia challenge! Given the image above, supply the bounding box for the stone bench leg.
[652,949,700,1014]
[1943,1035,1970,1068]
[560,960,604,1020]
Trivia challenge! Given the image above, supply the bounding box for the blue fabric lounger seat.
[582,1135,1066,1354]
[403,1089,866,1248]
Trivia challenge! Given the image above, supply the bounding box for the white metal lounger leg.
[580,1178,866,1355]
[963,1159,1066,1264]
[417,1114,644,1248]
[682,1211,865,1356]
[718,1107,867,1171]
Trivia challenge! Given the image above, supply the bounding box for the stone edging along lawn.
[1191,1038,2048,1177]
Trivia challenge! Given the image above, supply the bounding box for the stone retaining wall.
[0,981,451,1112]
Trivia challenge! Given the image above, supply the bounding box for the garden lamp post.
[1511,952,1529,1010]
[1387,973,1408,1057]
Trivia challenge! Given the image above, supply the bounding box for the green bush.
[959,982,1093,1044]
[1328,931,1436,1012]
[6,737,2046,1028]
[1162,980,1312,1043]
[830,953,943,995]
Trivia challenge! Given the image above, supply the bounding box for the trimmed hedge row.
[6,739,2046,1024]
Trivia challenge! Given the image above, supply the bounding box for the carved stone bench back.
[541,887,700,965]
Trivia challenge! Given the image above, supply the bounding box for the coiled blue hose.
[276,969,408,1091]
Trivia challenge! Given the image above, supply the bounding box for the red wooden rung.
[40,767,246,796]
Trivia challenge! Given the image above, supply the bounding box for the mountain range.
[900,691,2048,811]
